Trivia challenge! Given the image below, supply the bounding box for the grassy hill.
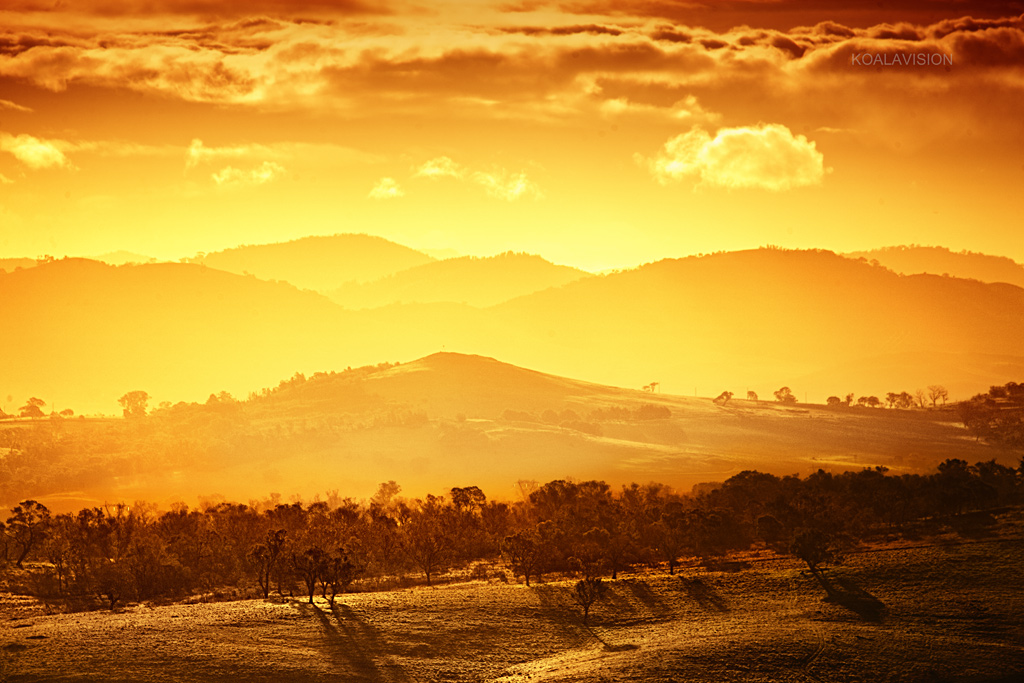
[3,522,1023,682]
[327,252,590,309]
[1,353,1013,512]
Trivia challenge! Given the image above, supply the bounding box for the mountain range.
[1,242,1022,416]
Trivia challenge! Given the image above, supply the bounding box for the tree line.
[3,455,1022,612]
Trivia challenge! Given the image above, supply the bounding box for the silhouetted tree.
[774,387,797,405]
[570,577,607,624]
[118,391,150,419]
[927,385,948,407]
[18,397,46,418]
[5,500,51,568]
[747,391,758,402]
[826,396,842,407]
[502,530,543,586]
[713,391,734,406]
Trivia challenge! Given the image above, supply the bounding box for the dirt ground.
[2,537,1023,683]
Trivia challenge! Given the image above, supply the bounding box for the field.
[3,514,1023,683]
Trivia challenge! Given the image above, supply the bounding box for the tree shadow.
[679,577,729,613]
[296,601,411,683]
[618,579,673,619]
[819,575,886,623]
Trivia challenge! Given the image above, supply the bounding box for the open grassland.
[3,525,1022,682]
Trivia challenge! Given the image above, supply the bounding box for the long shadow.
[297,601,411,683]
[679,577,729,613]
[819,574,886,622]
[619,579,673,619]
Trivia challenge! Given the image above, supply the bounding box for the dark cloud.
[1,0,384,18]
[500,24,624,36]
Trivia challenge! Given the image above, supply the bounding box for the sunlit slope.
[198,233,435,292]
[847,246,1024,288]
[3,352,1008,511]
[327,253,590,309]
[483,249,1024,401]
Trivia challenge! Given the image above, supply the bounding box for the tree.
[866,396,881,408]
[928,385,949,407]
[844,393,854,407]
[826,396,842,407]
[502,531,543,586]
[4,500,51,568]
[713,391,733,406]
[774,387,797,405]
[570,577,608,624]
[747,391,758,402]
[118,391,150,419]
[18,397,46,418]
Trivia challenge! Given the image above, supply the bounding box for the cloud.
[642,124,827,191]
[409,155,543,200]
[470,170,544,201]
[0,132,71,169]
[0,99,32,112]
[212,161,285,186]
[0,173,13,184]
[413,156,466,180]
[368,177,404,199]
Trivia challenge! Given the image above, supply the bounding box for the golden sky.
[1,0,1023,271]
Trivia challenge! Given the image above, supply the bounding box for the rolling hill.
[327,252,590,309]
[846,245,1024,288]
[2,247,1022,418]
[2,352,1014,512]
[197,233,436,292]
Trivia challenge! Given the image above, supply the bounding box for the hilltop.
[198,234,435,292]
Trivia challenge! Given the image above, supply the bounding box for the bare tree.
[570,577,608,624]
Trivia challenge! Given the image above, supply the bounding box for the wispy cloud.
[212,160,285,186]
[0,99,33,113]
[641,124,827,191]
[470,170,544,201]
[413,156,466,180]
[368,176,404,199]
[411,156,543,200]
[0,173,14,184]
[0,132,71,169]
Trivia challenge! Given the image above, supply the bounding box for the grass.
[3,524,1023,682]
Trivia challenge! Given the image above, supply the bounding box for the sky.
[1,0,1023,271]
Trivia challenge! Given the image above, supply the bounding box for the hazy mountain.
[0,257,37,273]
[481,248,1024,401]
[846,246,1024,289]
[92,251,158,265]
[197,233,435,292]
[0,258,356,415]
[3,248,1022,417]
[327,252,590,309]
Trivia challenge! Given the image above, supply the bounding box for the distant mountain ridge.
[846,246,1024,289]
[197,233,436,292]
[327,252,590,309]
[2,248,1022,415]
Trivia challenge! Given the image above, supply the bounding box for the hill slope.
[3,248,1023,417]
[327,252,590,308]
[198,234,436,292]
[846,245,1024,288]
